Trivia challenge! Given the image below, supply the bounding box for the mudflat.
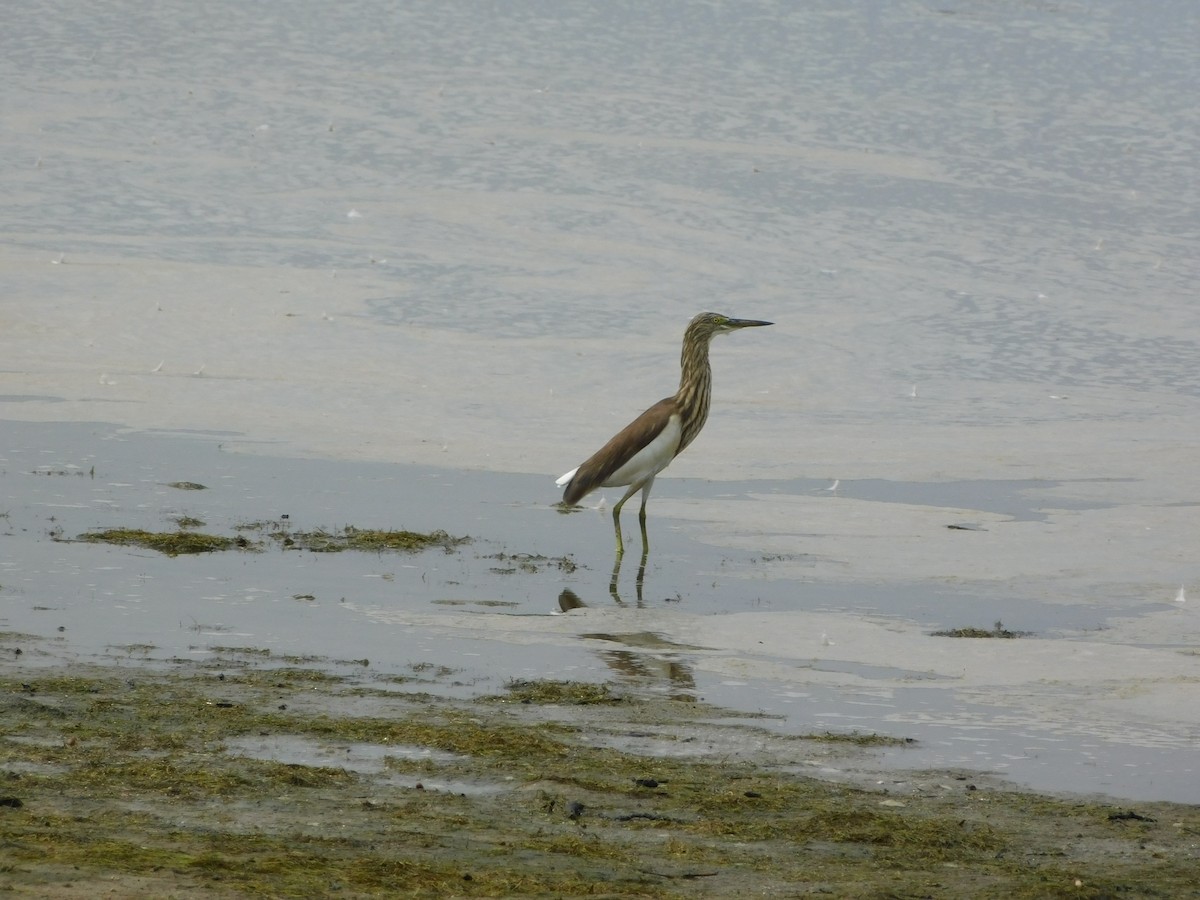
[2,646,1197,898]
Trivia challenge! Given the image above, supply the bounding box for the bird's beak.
[727,318,773,329]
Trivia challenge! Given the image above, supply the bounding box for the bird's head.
[688,312,773,340]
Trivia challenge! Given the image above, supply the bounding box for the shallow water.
[3,1,1199,803]
[3,420,1197,802]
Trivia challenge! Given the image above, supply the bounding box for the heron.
[557,312,772,555]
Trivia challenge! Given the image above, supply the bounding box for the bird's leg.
[634,544,648,606]
[637,478,655,555]
[612,480,646,559]
[611,497,627,557]
[608,551,625,606]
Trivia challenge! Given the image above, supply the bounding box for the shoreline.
[2,416,1198,805]
[3,642,1198,897]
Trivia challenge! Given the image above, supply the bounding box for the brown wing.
[563,397,675,505]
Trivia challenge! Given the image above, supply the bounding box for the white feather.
[556,414,683,498]
[603,415,681,489]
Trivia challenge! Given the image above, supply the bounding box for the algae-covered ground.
[2,645,1197,898]
[72,523,469,556]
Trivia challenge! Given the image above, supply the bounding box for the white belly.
[601,414,681,488]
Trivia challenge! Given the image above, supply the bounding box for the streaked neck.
[675,337,712,452]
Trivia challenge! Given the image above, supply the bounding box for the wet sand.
[3,0,1198,830]
[4,644,1199,898]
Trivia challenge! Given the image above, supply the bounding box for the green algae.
[492,678,623,705]
[2,667,1198,898]
[806,730,916,747]
[71,523,470,557]
[932,619,1031,639]
[74,528,244,555]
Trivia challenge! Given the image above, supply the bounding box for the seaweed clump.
[70,524,469,557]
[75,529,246,556]
[271,526,468,553]
[492,679,623,706]
[932,620,1030,639]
